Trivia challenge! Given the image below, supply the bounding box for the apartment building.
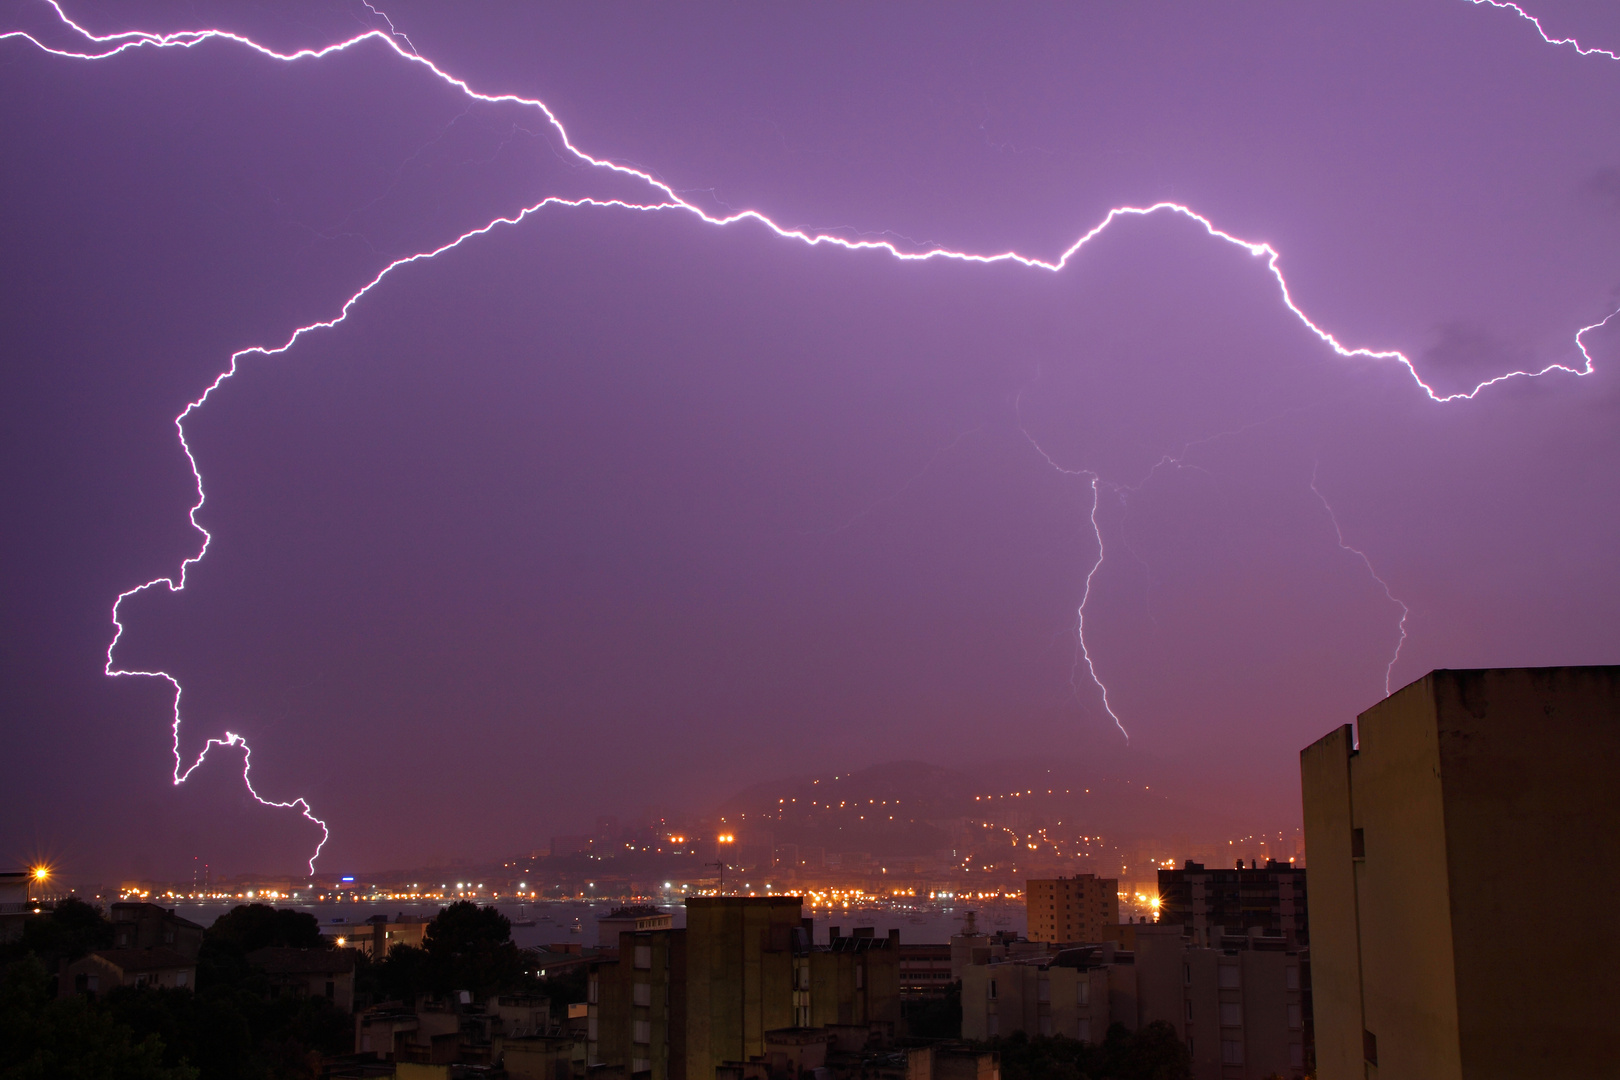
[1156,861,1307,947]
[1025,875,1119,945]
[1301,666,1620,1080]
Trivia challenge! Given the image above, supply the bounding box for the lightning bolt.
[1466,0,1620,61]
[1309,464,1410,697]
[4,0,1612,866]
[1013,396,1128,740]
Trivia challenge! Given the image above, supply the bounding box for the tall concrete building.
[961,929,1308,1079]
[590,926,687,1080]
[810,928,901,1029]
[683,896,805,1080]
[1135,925,1310,1080]
[1301,667,1620,1080]
[1025,875,1118,944]
[591,898,903,1080]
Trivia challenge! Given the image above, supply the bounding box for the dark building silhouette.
[109,902,205,960]
[588,897,902,1080]
[1156,860,1307,947]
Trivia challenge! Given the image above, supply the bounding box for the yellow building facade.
[1302,666,1620,1080]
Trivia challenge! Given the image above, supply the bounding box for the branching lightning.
[1466,0,1620,61]
[1309,465,1410,696]
[4,0,1612,865]
[1013,391,1128,740]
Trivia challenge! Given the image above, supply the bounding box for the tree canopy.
[366,901,529,1003]
[0,955,196,1080]
[983,1023,1192,1080]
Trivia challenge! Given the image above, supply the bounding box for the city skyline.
[5,1,1620,879]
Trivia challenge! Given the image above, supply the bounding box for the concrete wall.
[684,897,800,1080]
[1025,877,1118,945]
[807,946,899,1029]
[1355,675,1462,1080]
[591,929,686,1080]
[1431,667,1620,1078]
[1304,666,1620,1080]
[961,961,1126,1044]
[1299,723,1366,1080]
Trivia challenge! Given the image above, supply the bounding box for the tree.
[979,1022,1190,1080]
[204,905,325,955]
[198,904,328,992]
[0,955,196,1080]
[1104,1021,1191,1080]
[365,941,434,1003]
[101,984,256,1080]
[0,898,113,971]
[903,980,961,1039]
[373,901,531,1002]
[423,901,512,955]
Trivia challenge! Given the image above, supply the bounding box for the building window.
[1183,963,1191,986]
[1363,1029,1378,1065]
[1290,1044,1304,1068]
[988,1015,999,1037]
[1351,828,1365,859]
[1221,1039,1243,1065]
[633,1020,651,1044]
[1218,965,1240,989]
[1077,981,1089,1006]
[634,982,651,1007]
[1037,979,1050,1003]
[1220,1003,1242,1027]
[633,1060,651,1074]
[1077,1018,1090,1042]
[587,977,598,1004]
[856,963,864,989]
[324,980,334,998]
[989,980,997,999]
[175,972,188,988]
[1185,1000,1193,1022]
[1287,1004,1302,1030]
[1286,965,1299,990]
[634,946,652,970]
[1039,1016,1053,1037]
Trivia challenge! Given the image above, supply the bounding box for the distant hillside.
[710,757,1269,863]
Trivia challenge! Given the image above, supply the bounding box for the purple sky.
[4,0,1620,879]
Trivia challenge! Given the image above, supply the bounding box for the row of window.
[988,979,1092,1006]
[1181,964,1301,990]
[1184,1000,1304,1030]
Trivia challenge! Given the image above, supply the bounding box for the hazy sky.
[4,0,1619,878]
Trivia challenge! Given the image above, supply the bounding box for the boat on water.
[510,905,536,928]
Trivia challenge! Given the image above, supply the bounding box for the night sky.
[4,0,1619,879]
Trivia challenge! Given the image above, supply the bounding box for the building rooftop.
[247,946,357,974]
[90,948,195,972]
